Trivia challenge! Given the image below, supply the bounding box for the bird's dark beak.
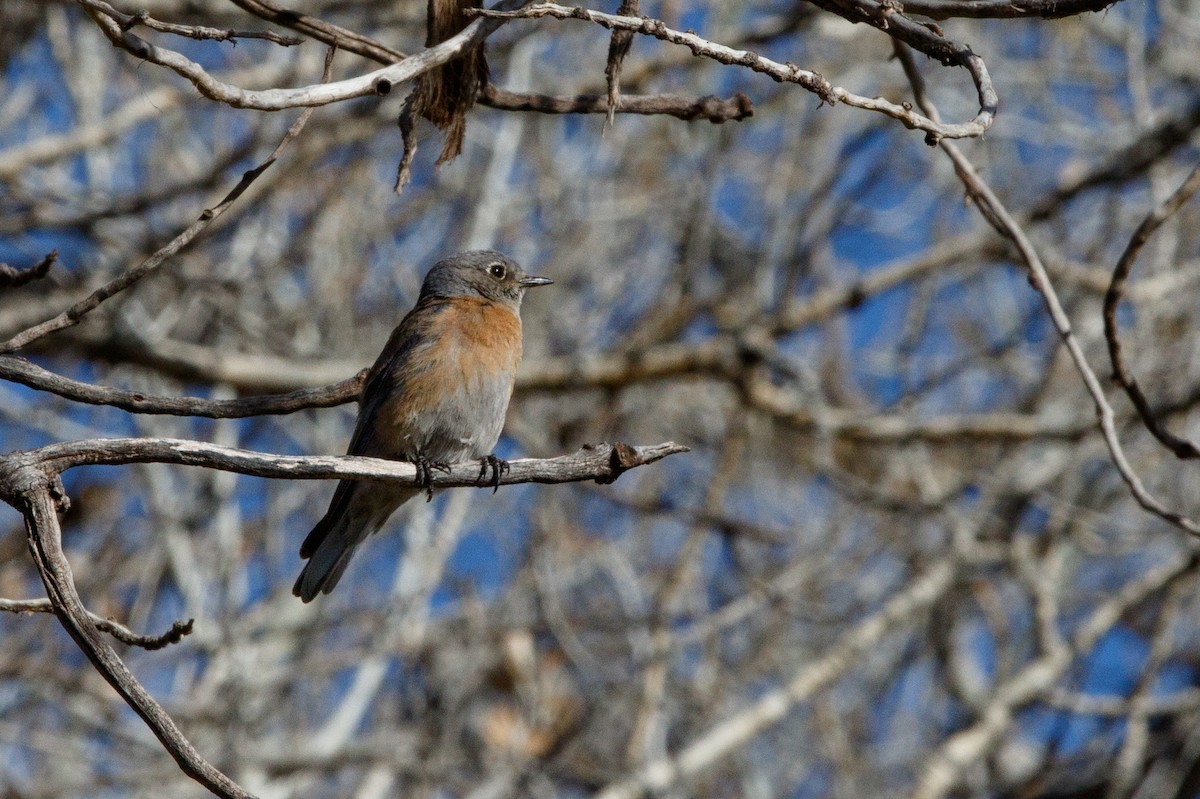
[520,276,553,288]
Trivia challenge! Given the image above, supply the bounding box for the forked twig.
[0,597,193,650]
[20,484,255,799]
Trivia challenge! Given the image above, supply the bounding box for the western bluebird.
[293,250,552,601]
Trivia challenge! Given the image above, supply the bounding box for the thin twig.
[0,597,194,650]
[0,43,336,354]
[227,0,407,62]
[0,251,58,288]
[482,84,752,122]
[87,0,302,46]
[803,0,999,142]
[1103,162,1200,460]
[0,355,365,417]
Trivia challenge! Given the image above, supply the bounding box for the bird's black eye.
[488,262,506,279]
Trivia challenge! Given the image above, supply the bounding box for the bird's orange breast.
[430,296,523,383]
[376,297,523,438]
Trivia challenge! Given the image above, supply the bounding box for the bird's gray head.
[419,250,552,308]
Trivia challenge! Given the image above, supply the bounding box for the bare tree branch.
[470,2,996,140]
[227,0,407,61]
[0,250,57,288]
[0,355,365,418]
[3,438,688,486]
[1107,576,1193,799]
[1030,100,1200,220]
[75,0,512,110]
[86,0,302,47]
[228,0,754,123]
[1103,161,1200,461]
[899,0,1125,18]
[1045,687,1200,717]
[481,84,753,122]
[0,437,684,796]
[0,597,194,651]
[18,483,255,799]
[20,342,1192,444]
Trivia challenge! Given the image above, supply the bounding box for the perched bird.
[293,250,551,601]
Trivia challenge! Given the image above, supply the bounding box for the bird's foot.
[477,454,510,494]
[414,455,452,502]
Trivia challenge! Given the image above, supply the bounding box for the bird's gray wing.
[293,296,450,600]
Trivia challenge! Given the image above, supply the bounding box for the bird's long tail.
[293,481,419,602]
